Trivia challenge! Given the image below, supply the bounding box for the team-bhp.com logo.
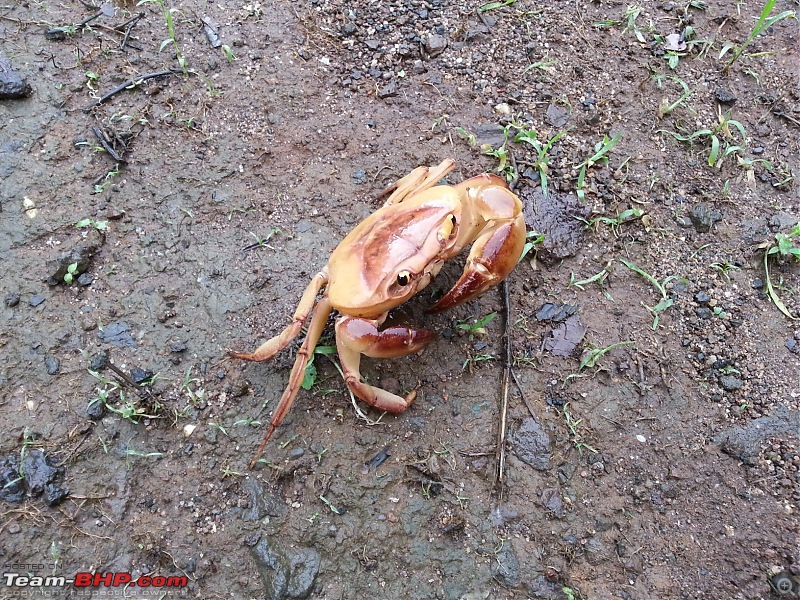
[4,571,188,591]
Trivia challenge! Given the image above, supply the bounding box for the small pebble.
[4,293,20,308]
[30,294,46,307]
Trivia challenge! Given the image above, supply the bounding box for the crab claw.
[427,177,526,313]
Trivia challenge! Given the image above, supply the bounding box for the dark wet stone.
[77,272,93,286]
[288,447,305,459]
[21,450,61,496]
[694,291,711,304]
[422,33,448,59]
[46,228,103,286]
[543,315,586,357]
[377,81,398,99]
[86,398,106,420]
[535,302,577,323]
[44,482,69,506]
[99,321,136,348]
[715,88,736,104]
[719,375,743,391]
[688,204,722,233]
[545,103,570,128]
[0,455,24,502]
[714,406,800,464]
[490,542,520,587]
[4,293,20,307]
[44,354,60,375]
[786,338,799,354]
[752,278,764,289]
[170,342,187,352]
[521,188,589,260]
[695,307,713,320]
[242,478,288,521]
[753,146,765,155]
[540,488,565,518]
[30,295,46,307]
[90,350,109,371]
[510,417,551,471]
[130,367,153,384]
[0,56,32,99]
[340,21,357,36]
[251,537,321,600]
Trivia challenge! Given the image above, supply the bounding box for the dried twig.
[91,126,126,162]
[85,69,181,110]
[493,279,512,495]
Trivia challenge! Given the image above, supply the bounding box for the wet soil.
[1,1,799,599]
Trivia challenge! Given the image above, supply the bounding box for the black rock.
[0,56,32,99]
[86,398,106,420]
[715,88,736,104]
[44,354,60,375]
[90,350,109,371]
[536,302,577,322]
[422,33,448,59]
[752,278,764,289]
[170,342,187,352]
[0,455,24,502]
[377,81,398,99]
[44,483,69,506]
[689,204,722,233]
[21,450,60,496]
[130,367,153,384]
[30,294,46,307]
[719,374,743,391]
[77,272,93,286]
[694,291,711,304]
[695,307,713,320]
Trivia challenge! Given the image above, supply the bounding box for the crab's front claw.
[428,212,526,313]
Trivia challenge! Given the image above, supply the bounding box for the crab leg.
[335,316,434,412]
[249,296,334,468]
[230,267,329,362]
[376,159,456,208]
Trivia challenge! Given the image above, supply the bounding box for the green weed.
[658,110,747,169]
[519,230,546,263]
[137,0,187,73]
[759,222,800,320]
[576,133,622,201]
[619,259,681,329]
[512,126,567,198]
[720,0,796,73]
[456,312,497,336]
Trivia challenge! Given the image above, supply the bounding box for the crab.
[231,159,526,466]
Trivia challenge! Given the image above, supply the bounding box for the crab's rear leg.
[229,267,329,362]
[335,316,435,413]
[249,296,334,468]
[375,159,456,207]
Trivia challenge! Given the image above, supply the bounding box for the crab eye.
[396,271,411,286]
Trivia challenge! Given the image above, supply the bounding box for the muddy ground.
[1,0,799,598]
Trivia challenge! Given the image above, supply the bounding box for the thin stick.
[493,279,512,495]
